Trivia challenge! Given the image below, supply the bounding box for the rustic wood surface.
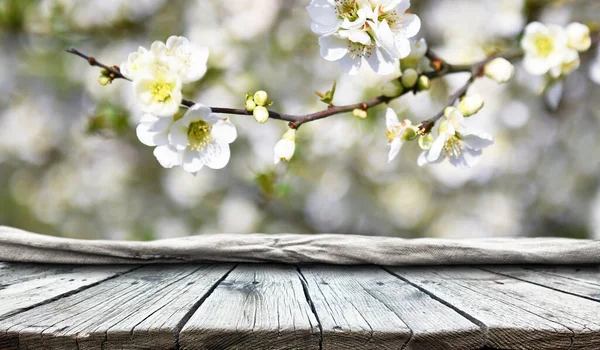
[1,262,600,349]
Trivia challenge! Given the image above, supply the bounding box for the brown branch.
[65,46,523,130]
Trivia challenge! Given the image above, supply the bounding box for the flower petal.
[448,148,482,169]
[211,119,237,144]
[388,137,404,162]
[169,121,190,151]
[182,148,205,173]
[338,54,362,74]
[523,56,551,75]
[366,46,396,75]
[319,35,349,61]
[417,150,428,166]
[200,141,231,170]
[386,108,401,129]
[136,122,169,147]
[426,134,446,162]
[153,145,181,168]
[401,13,421,39]
[461,130,494,150]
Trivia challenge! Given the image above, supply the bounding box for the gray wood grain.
[390,266,600,350]
[0,264,234,350]
[481,266,600,301]
[0,263,137,319]
[299,265,483,350]
[179,264,320,350]
[3,262,600,350]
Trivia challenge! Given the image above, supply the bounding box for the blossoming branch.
[67,0,598,175]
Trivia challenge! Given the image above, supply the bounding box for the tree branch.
[65,46,521,130]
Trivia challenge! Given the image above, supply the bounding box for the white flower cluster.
[521,22,591,78]
[122,36,237,174]
[307,0,421,75]
[386,96,493,169]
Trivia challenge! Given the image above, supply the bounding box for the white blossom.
[120,47,152,80]
[521,22,570,75]
[274,129,296,164]
[566,22,591,53]
[418,107,493,168]
[133,70,182,117]
[549,48,580,79]
[136,114,181,168]
[122,36,209,84]
[152,36,209,84]
[168,104,237,173]
[309,0,420,75]
[385,108,411,162]
[484,57,514,83]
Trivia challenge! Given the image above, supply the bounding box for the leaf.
[316,80,337,105]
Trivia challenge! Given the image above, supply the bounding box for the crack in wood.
[296,266,324,350]
[173,264,238,350]
[383,267,489,348]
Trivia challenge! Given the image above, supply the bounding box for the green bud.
[98,75,111,86]
[418,133,434,150]
[254,90,269,106]
[100,68,110,76]
[353,108,368,119]
[401,125,418,141]
[417,75,431,91]
[253,105,269,123]
[401,68,418,89]
[381,80,404,97]
[245,99,256,112]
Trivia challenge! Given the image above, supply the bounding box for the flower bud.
[566,22,591,52]
[253,106,269,123]
[98,75,111,86]
[381,80,404,97]
[458,95,484,117]
[417,75,431,91]
[418,134,434,150]
[401,68,418,89]
[401,125,418,141]
[245,99,256,112]
[353,108,368,119]
[274,129,296,164]
[484,58,514,84]
[254,90,269,106]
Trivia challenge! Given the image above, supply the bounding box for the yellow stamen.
[187,120,212,151]
[150,81,174,103]
[534,34,554,57]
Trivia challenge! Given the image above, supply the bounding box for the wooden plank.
[300,265,483,350]
[179,264,320,350]
[526,266,600,286]
[481,266,600,301]
[0,262,93,286]
[0,263,137,319]
[389,266,597,350]
[0,264,234,350]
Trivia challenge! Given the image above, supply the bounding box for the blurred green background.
[1,0,600,240]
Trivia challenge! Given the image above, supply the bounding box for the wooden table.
[1,262,599,349]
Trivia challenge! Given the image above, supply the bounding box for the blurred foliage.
[0,0,600,241]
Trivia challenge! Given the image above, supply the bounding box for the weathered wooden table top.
[1,263,599,350]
